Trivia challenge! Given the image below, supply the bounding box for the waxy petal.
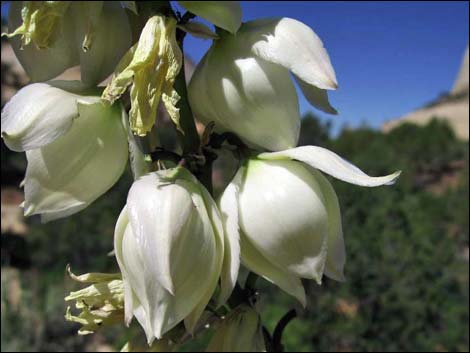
[221,166,307,306]
[238,159,329,283]
[259,146,401,187]
[22,101,128,222]
[295,75,338,114]
[188,17,339,151]
[1,82,95,152]
[217,173,241,306]
[114,207,155,343]
[123,170,221,339]
[310,169,345,281]
[248,17,338,90]
[189,53,300,151]
[179,1,242,34]
[240,230,306,307]
[77,1,132,85]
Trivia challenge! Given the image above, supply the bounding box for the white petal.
[115,207,156,344]
[240,231,306,307]
[134,304,156,345]
[217,173,241,306]
[184,174,225,332]
[294,75,337,114]
[238,159,329,283]
[126,170,219,338]
[114,207,136,325]
[76,1,132,85]
[247,18,338,90]
[259,146,401,187]
[178,1,242,33]
[127,173,191,295]
[223,166,307,306]
[22,101,128,221]
[189,53,300,151]
[310,169,345,281]
[1,82,98,152]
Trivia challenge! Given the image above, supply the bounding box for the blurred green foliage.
[1,116,469,352]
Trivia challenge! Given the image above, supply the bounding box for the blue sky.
[2,1,469,133]
[181,1,469,133]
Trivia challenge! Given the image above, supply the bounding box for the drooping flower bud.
[6,1,132,85]
[189,18,338,151]
[219,146,401,304]
[178,1,242,34]
[114,168,238,343]
[102,15,182,136]
[206,305,265,352]
[1,81,129,222]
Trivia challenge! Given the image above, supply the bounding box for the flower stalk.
[174,24,200,156]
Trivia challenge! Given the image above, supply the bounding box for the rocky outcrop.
[383,45,469,140]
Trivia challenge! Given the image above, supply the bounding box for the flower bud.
[6,1,132,85]
[189,18,338,151]
[206,305,265,352]
[102,15,182,136]
[114,168,238,343]
[1,81,129,222]
[219,146,401,304]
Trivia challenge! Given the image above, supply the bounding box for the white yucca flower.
[189,18,338,151]
[1,81,129,222]
[114,168,239,343]
[219,146,401,305]
[6,1,132,85]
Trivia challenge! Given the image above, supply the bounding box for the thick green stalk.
[174,34,200,155]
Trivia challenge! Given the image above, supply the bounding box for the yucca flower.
[219,146,401,304]
[189,18,338,151]
[114,167,239,343]
[1,81,129,222]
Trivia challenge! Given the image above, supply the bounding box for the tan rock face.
[452,45,469,95]
[383,45,469,140]
[382,99,469,140]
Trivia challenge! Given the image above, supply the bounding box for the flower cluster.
[1,1,399,351]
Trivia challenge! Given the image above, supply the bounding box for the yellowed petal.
[102,15,183,136]
[162,89,181,132]
[64,267,125,335]
[3,1,71,49]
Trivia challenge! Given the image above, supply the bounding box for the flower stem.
[175,29,200,156]
[271,309,298,352]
